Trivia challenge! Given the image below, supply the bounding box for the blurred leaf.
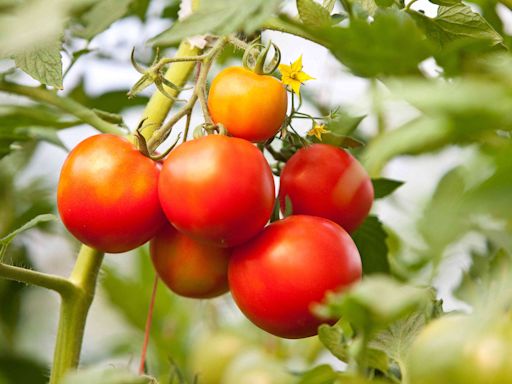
[320,276,431,332]
[0,354,47,384]
[297,365,338,384]
[102,248,195,370]
[62,367,156,384]
[418,168,469,261]
[0,246,31,349]
[313,112,365,147]
[67,78,149,114]
[429,0,460,5]
[149,0,280,47]
[14,41,63,88]
[129,0,150,20]
[0,0,66,58]
[297,0,332,27]
[315,10,432,77]
[0,214,57,253]
[323,0,336,12]
[408,4,503,49]
[74,0,134,40]
[351,216,390,275]
[372,178,403,199]
[454,245,512,311]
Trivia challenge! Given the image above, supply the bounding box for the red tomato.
[57,134,166,253]
[150,224,230,299]
[207,67,288,142]
[229,215,362,339]
[278,144,373,233]
[158,135,275,247]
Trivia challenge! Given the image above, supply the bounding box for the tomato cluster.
[57,66,373,339]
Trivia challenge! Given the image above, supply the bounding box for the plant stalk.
[0,81,125,135]
[49,245,104,384]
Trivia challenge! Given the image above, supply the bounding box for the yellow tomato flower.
[307,123,329,140]
[278,55,315,95]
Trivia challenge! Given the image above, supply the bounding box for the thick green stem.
[49,245,104,384]
[0,81,125,135]
[140,42,202,140]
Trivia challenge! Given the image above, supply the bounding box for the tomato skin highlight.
[158,135,275,247]
[278,144,373,233]
[228,215,362,339]
[57,134,166,253]
[150,224,230,299]
[208,66,288,142]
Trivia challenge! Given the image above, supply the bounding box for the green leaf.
[321,276,431,331]
[62,367,156,384]
[370,312,431,371]
[372,178,403,199]
[318,323,389,372]
[297,0,332,27]
[297,365,338,384]
[351,216,390,275]
[1,214,57,249]
[408,3,503,49]
[0,354,47,384]
[74,0,134,40]
[317,10,433,77]
[14,41,63,88]
[148,0,280,47]
[428,0,460,6]
[323,0,336,12]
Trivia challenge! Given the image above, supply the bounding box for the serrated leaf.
[74,0,133,40]
[62,367,156,384]
[352,216,390,275]
[318,323,389,372]
[149,0,279,47]
[372,178,403,199]
[317,9,432,77]
[321,276,431,332]
[297,0,332,27]
[14,41,63,88]
[409,3,503,49]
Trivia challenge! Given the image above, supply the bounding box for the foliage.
[1,0,512,382]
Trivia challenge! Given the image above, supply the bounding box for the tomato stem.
[0,81,126,136]
[50,245,104,384]
[139,275,159,375]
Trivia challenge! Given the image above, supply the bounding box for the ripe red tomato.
[228,215,362,339]
[158,135,275,247]
[57,134,166,253]
[278,144,373,233]
[150,223,230,299]
[207,67,288,142]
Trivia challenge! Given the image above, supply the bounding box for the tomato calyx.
[193,122,228,139]
[242,40,282,75]
[133,118,181,160]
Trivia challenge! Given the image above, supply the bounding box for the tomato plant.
[279,144,373,233]
[208,66,288,142]
[229,215,362,339]
[57,134,166,253]
[150,223,230,299]
[1,0,512,383]
[158,134,275,247]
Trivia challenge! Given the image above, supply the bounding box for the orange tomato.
[208,67,288,142]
